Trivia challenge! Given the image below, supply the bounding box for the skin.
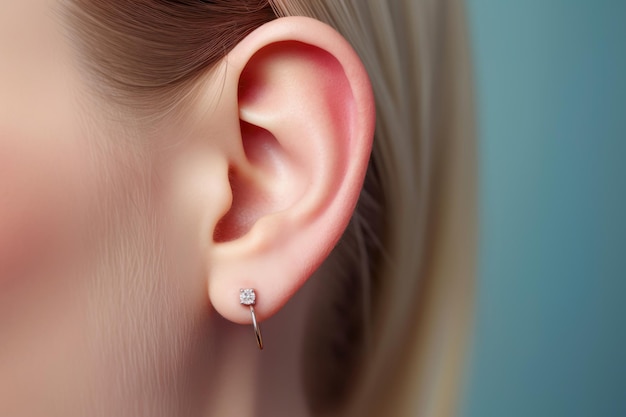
[0,1,374,416]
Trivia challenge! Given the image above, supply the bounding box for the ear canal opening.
[213,122,292,243]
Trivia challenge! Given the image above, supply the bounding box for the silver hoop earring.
[240,288,263,350]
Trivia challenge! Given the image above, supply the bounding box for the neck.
[1,266,317,417]
[201,281,316,417]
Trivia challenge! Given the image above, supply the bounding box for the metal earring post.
[240,288,263,350]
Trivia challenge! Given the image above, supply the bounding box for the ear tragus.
[213,120,301,243]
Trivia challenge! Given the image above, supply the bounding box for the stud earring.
[240,288,263,350]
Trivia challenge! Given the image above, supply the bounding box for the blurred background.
[460,1,626,416]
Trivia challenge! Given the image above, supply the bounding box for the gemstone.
[240,288,256,305]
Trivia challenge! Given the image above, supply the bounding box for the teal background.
[461,1,626,416]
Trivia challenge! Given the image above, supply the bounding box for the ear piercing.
[240,288,263,350]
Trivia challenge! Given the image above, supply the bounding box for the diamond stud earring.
[240,288,263,350]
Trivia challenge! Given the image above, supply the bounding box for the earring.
[240,288,263,350]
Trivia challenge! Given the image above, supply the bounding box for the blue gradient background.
[461,1,626,416]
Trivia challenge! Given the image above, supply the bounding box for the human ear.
[207,17,375,325]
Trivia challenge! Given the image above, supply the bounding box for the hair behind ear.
[270,1,477,417]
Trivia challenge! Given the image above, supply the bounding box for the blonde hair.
[271,2,477,416]
[63,0,476,416]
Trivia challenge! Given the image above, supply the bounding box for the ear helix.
[239,288,263,350]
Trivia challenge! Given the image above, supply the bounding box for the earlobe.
[207,17,375,326]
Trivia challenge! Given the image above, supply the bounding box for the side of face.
[0,0,375,415]
[0,1,200,413]
[0,1,87,285]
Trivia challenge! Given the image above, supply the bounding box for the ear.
[208,17,375,325]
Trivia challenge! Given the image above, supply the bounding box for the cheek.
[0,132,83,285]
[0,0,95,289]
